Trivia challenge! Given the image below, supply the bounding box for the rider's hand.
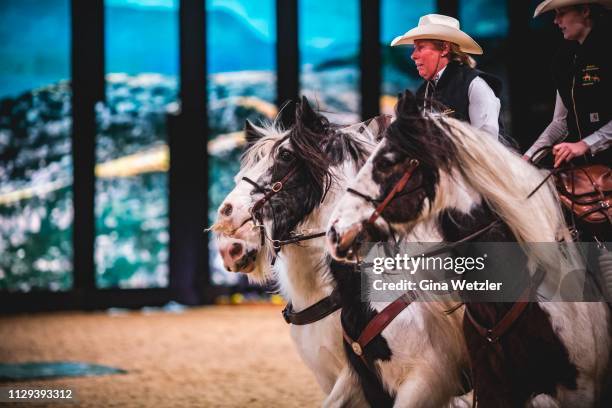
[552,141,589,168]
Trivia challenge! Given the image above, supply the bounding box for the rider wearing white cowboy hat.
[391,14,504,140]
[524,0,612,170]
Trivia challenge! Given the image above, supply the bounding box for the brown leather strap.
[578,202,612,220]
[250,165,299,213]
[272,231,327,250]
[465,301,530,344]
[343,291,417,365]
[444,302,465,315]
[465,269,544,343]
[358,291,417,347]
[243,165,300,252]
[282,290,342,325]
[342,329,370,368]
[368,159,419,224]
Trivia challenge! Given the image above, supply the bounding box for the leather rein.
[347,158,421,225]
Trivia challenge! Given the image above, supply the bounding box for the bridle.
[346,158,421,225]
[241,165,326,264]
[237,114,392,257]
[242,165,299,246]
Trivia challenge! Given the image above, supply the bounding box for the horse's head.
[212,120,273,277]
[327,90,458,261]
[214,97,379,281]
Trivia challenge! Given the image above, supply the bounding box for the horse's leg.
[321,366,366,408]
[391,372,456,408]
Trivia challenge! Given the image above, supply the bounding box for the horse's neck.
[276,186,348,311]
[276,165,362,311]
[434,169,483,218]
[274,137,374,310]
[277,240,333,311]
[435,173,527,324]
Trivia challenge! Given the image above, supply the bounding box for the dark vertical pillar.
[360,0,381,120]
[170,0,207,304]
[276,0,299,127]
[437,0,459,18]
[71,0,104,292]
[506,0,532,148]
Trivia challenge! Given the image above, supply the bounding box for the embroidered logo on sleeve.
[590,112,600,123]
[581,65,600,86]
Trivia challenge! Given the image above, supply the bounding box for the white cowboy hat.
[534,0,612,17]
[390,14,482,55]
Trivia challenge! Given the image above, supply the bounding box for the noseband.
[347,159,420,225]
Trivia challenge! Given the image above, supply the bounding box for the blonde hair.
[431,40,476,68]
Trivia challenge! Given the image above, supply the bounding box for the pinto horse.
[213,98,473,407]
[327,91,611,407]
[212,98,385,406]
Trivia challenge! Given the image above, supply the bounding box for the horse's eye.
[375,157,393,172]
[279,149,294,162]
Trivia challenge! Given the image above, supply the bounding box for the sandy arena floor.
[0,306,324,407]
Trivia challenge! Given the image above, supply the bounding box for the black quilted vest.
[416,61,504,136]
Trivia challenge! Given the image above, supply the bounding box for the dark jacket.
[552,23,611,164]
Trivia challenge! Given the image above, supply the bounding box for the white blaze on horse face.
[216,181,255,234]
[215,175,262,273]
[327,141,386,259]
[215,139,279,235]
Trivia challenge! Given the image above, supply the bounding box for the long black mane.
[282,98,373,201]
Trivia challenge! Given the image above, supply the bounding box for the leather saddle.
[530,146,611,224]
[555,164,611,224]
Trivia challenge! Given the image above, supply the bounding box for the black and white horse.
[213,98,473,407]
[327,91,611,407]
[212,98,384,406]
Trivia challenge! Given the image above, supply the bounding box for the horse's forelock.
[288,120,333,200]
[290,113,379,198]
[320,127,372,171]
[239,122,286,175]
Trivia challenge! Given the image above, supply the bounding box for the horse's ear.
[244,119,262,146]
[396,90,420,116]
[298,96,324,133]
